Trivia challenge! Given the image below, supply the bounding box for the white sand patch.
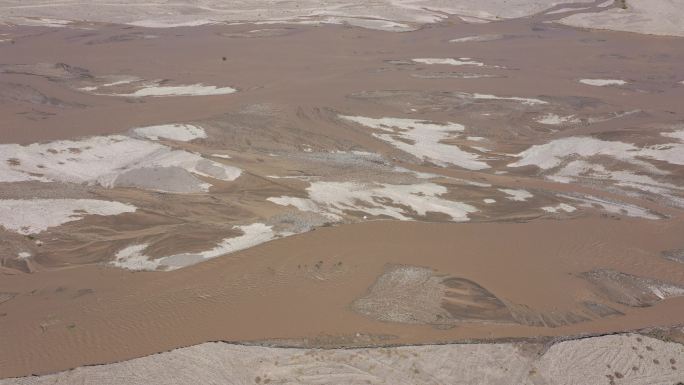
[661,128,684,142]
[210,153,232,159]
[101,79,136,87]
[112,223,276,271]
[412,58,485,66]
[541,203,576,213]
[176,223,274,260]
[560,0,684,37]
[128,19,218,28]
[115,84,237,97]
[110,244,161,271]
[449,34,503,43]
[12,17,72,27]
[463,180,492,188]
[268,196,324,213]
[535,113,580,125]
[411,73,497,79]
[99,77,140,87]
[471,93,547,105]
[270,181,477,222]
[498,188,533,201]
[133,124,207,142]
[509,137,637,170]
[509,136,684,172]
[16,252,31,260]
[78,77,141,93]
[551,160,680,194]
[0,199,136,235]
[0,135,241,192]
[392,166,440,179]
[483,198,496,204]
[579,79,628,86]
[561,194,660,219]
[340,115,489,170]
[467,136,486,141]
[640,142,684,166]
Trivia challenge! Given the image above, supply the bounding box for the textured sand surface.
[0,0,597,30]
[2,333,682,385]
[2,0,683,36]
[560,0,684,37]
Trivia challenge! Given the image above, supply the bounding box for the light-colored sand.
[339,116,488,170]
[508,135,684,208]
[269,181,477,222]
[410,72,498,79]
[662,128,684,142]
[498,188,534,201]
[582,269,684,305]
[0,135,242,192]
[132,124,207,142]
[116,84,237,97]
[470,93,547,105]
[3,0,683,37]
[560,0,684,37]
[535,113,580,125]
[549,160,682,199]
[412,57,486,66]
[2,333,682,385]
[579,78,628,86]
[0,0,598,31]
[0,199,136,235]
[111,223,276,270]
[561,194,661,219]
[449,34,504,43]
[509,136,684,170]
[541,203,576,213]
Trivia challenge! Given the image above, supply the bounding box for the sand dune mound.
[662,249,684,264]
[582,269,684,307]
[352,265,516,326]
